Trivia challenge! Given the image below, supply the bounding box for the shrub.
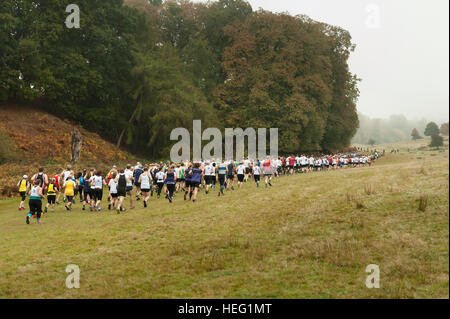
[429,135,444,147]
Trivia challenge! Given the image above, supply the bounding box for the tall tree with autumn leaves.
[214,10,359,152]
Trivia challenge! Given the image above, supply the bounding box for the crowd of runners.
[17,151,379,224]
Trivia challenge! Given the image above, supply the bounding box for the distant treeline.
[352,113,429,145]
[0,0,359,158]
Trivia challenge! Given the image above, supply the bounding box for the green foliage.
[430,135,444,147]
[368,139,376,146]
[214,11,359,152]
[1,0,360,158]
[424,122,440,137]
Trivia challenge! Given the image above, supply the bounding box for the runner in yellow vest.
[64,176,75,211]
[17,175,29,211]
[45,178,59,213]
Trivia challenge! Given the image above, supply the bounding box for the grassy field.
[0,139,448,298]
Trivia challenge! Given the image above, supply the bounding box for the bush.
[429,135,444,147]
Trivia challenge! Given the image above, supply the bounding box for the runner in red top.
[263,157,273,188]
[288,156,295,175]
[53,172,61,204]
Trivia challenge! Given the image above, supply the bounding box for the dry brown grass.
[364,184,377,195]
[418,195,429,212]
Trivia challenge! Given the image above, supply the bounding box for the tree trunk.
[71,128,82,163]
[116,104,140,149]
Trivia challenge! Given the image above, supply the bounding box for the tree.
[368,139,376,146]
[411,128,421,140]
[430,135,444,147]
[70,128,82,163]
[424,122,440,137]
[215,11,358,152]
[440,122,449,136]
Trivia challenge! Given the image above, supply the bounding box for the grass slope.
[0,104,135,197]
[0,142,448,298]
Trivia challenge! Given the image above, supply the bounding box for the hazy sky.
[193,0,449,123]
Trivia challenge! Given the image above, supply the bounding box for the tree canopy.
[424,122,440,137]
[1,0,360,158]
[411,128,421,140]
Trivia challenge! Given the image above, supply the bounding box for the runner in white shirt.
[108,173,118,210]
[138,167,152,208]
[253,164,261,188]
[155,167,165,199]
[209,162,216,191]
[204,162,213,194]
[314,159,321,171]
[90,171,106,211]
[308,156,314,172]
[236,163,245,188]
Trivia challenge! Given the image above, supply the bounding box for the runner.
[226,161,235,190]
[243,157,250,182]
[17,175,29,211]
[263,157,273,188]
[31,168,48,193]
[63,174,75,211]
[82,169,93,211]
[155,165,165,199]
[190,162,203,203]
[26,179,44,225]
[164,166,176,203]
[44,178,59,213]
[288,155,295,175]
[210,162,217,191]
[53,169,61,204]
[60,165,74,203]
[176,163,186,193]
[253,163,261,187]
[236,162,245,189]
[217,161,227,196]
[76,172,84,203]
[90,170,105,211]
[184,164,193,201]
[115,169,129,214]
[108,172,118,210]
[139,167,152,207]
[124,164,134,209]
[203,161,214,194]
[133,162,143,201]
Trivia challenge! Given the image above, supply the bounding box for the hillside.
[0,104,133,196]
[0,139,448,298]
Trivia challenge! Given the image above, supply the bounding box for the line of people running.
[17,151,379,224]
